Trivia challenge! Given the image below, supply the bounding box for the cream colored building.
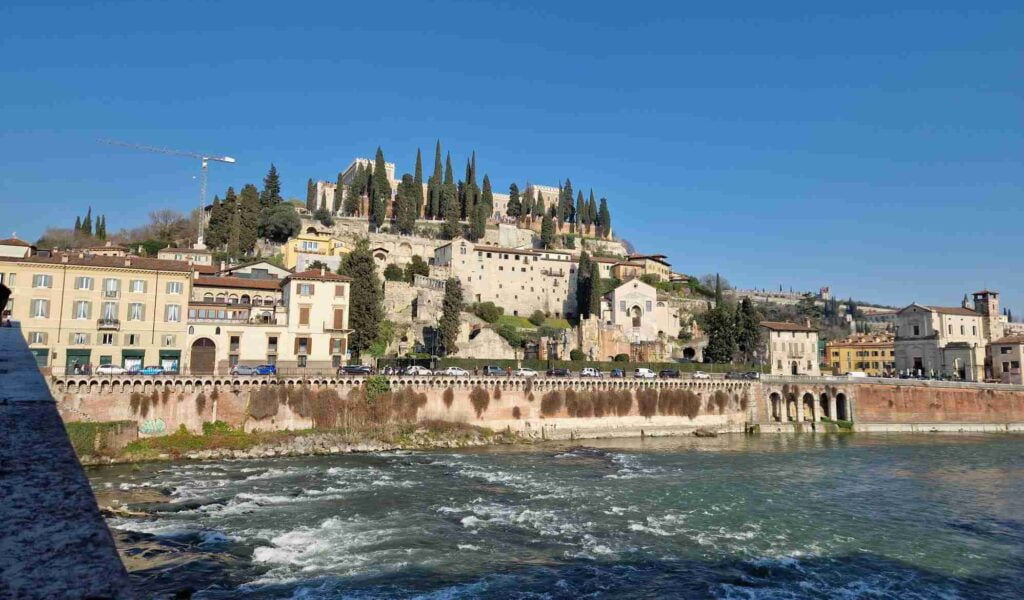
[282,229,350,270]
[185,269,351,374]
[599,278,674,342]
[894,291,1002,381]
[0,237,33,259]
[0,252,192,373]
[627,254,672,281]
[762,321,821,376]
[989,335,1024,384]
[158,246,213,266]
[434,241,578,318]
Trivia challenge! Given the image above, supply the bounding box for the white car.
[633,368,656,379]
[692,371,710,380]
[436,366,469,376]
[580,367,602,378]
[96,364,127,375]
[403,365,433,376]
[513,367,539,378]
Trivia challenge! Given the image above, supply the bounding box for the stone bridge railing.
[762,374,1024,391]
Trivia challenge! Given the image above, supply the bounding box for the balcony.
[96,318,120,330]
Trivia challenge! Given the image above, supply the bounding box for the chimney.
[60,254,69,264]
[125,257,132,267]
[220,260,226,272]
[804,317,811,327]
[320,266,325,277]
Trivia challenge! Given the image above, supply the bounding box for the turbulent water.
[89,434,1024,599]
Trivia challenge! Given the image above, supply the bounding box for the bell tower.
[972,290,1002,341]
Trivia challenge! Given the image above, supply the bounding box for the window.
[268,336,278,353]
[266,354,277,365]
[972,326,977,336]
[103,278,120,298]
[302,240,319,251]
[948,325,953,334]
[460,245,467,255]
[6,273,14,287]
[30,299,50,318]
[162,334,176,347]
[71,332,89,345]
[295,337,310,354]
[334,285,345,298]
[28,332,47,344]
[298,283,314,296]
[73,301,91,319]
[100,333,114,345]
[646,301,653,312]
[960,325,965,335]
[32,274,52,288]
[913,325,920,336]
[297,355,307,367]
[331,338,345,354]
[1012,361,1021,369]
[74,276,94,290]
[125,334,139,346]
[299,307,310,325]
[230,335,240,353]
[101,302,118,320]
[128,303,145,321]
[166,281,183,294]
[165,304,181,322]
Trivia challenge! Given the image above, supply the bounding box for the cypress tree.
[481,174,493,220]
[343,164,363,216]
[540,213,554,248]
[560,179,573,223]
[83,207,93,237]
[396,173,417,235]
[588,259,602,320]
[469,198,487,241]
[735,297,762,363]
[74,216,82,233]
[413,147,424,218]
[507,183,521,218]
[597,198,611,238]
[237,183,261,254]
[535,190,545,219]
[427,141,442,219]
[339,238,383,360]
[576,252,593,317]
[260,164,282,208]
[586,190,597,229]
[306,178,315,212]
[333,170,344,213]
[96,215,106,240]
[369,147,390,230]
[439,277,464,356]
[575,191,584,226]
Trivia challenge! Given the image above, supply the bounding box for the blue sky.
[2,1,1021,314]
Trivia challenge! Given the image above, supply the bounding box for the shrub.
[383,264,405,282]
[472,301,504,323]
[443,387,454,409]
[496,324,523,347]
[493,385,502,399]
[249,386,279,420]
[713,390,730,414]
[637,389,658,418]
[202,420,233,435]
[569,349,586,361]
[540,391,563,416]
[529,310,546,327]
[365,376,391,402]
[613,353,630,362]
[470,386,490,418]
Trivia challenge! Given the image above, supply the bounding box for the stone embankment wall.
[854,383,1024,424]
[53,376,755,441]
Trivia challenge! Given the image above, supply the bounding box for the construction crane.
[99,139,236,247]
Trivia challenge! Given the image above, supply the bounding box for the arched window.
[240,294,251,304]
[203,293,214,302]
[216,293,226,303]
[228,294,238,304]
[630,306,642,328]
[252,295,261,305]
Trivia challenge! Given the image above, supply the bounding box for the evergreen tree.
[587,190,597,228]
[574,191,584,226]
[521,188,533,217]
[734,298,762,363]
[237,183,261,254]
[259,203,301,243]
[403,254,430,283]
[413,147,424,218]
[507,183,521,218]
[439,277,464,356]
[540,213,554,248]
[343,164,365,216]
[260,164,283,208]
[96,215,107,240]
[206,193,225,248]
[535,190,545,219]
[369,147,391,230]
[703,274,737,363]
[83,207,93,237]
[576,252,594,317]
[74,215,82,233]
[597,198,611,238]
[469,198,487,241]
[395,173,418,235]
[560,179,573,223]
[481,174,493,220]
[427,141,442,219]
[339,239,383,360]
[440,153,460,239]
[306,178,315,212]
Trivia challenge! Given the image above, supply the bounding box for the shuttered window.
[299,307,310,325]
[333,308,344,330]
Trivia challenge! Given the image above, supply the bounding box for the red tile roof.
[761,321,818,332]
[0,238,33,247]
[926,306,978,317]
[286,269,352,282]
[0,253,191,272]
[992,335,1024,345]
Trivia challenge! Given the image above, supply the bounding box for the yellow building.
[825,332,895,376]
[282,228,350,270]
[627,254,672,281]
[0,252,192,374]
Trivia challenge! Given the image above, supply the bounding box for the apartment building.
[158,245,213,266]
[825,332,895,376]
[989,335,1024,384]
[282,228,350,270]
[627,254,672,281]
[762,321,821,376]
[0,252,192,373]
[434,240,578,318]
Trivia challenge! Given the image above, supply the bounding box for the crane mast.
[99,139,236,247]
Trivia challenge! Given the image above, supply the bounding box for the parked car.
[633,368,656,379]
[546,368,571,377]
[659,369,680,379]
[403,365,433,376]
[436,366,469,376]
[231,365,259,376]
[482,365,505,376]
[692,371,710,380]
[724,371,745,380]
[514,367,539,378]
[338,364,374,376]
[138,365,165,376]
[95,364,127,375]
[580,367,602,378]
[744,371,761,380]
[609,368,625,378]
[847,371,868,379]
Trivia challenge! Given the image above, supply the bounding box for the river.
[89,434,1024,599]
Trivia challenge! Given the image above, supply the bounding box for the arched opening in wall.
[630,306,642,328]
[802,393,815,421]
[769,392,782,422]
[836,393,849,420]
[819,393,830,419]
[683,347,696,360]
[190,338,217,374]
[786,394,797,421]
[240,294,251,305]
[203,293,214,302]
[306,227,318,234]
[791,361,799,375]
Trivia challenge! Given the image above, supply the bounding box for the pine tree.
[369,147,391,230]
[587,190,597,229]
[260,164,282,208]
[206,191,229,248]
[597,198,611,238]
[413,147,424,218]
[83,207,93,237]
[237,183,261,254]
[540,213,554,248]
[703,274,737,363]
[395,173,417,235]
[427,141,442,219]
[439,278,464,356]
[339,239,383,360]
[306,178,315,212]
[535,190,545,219]
[735,297,762,363]
[507,183,521,218]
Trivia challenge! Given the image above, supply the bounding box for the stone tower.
[973,290,1003,342]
